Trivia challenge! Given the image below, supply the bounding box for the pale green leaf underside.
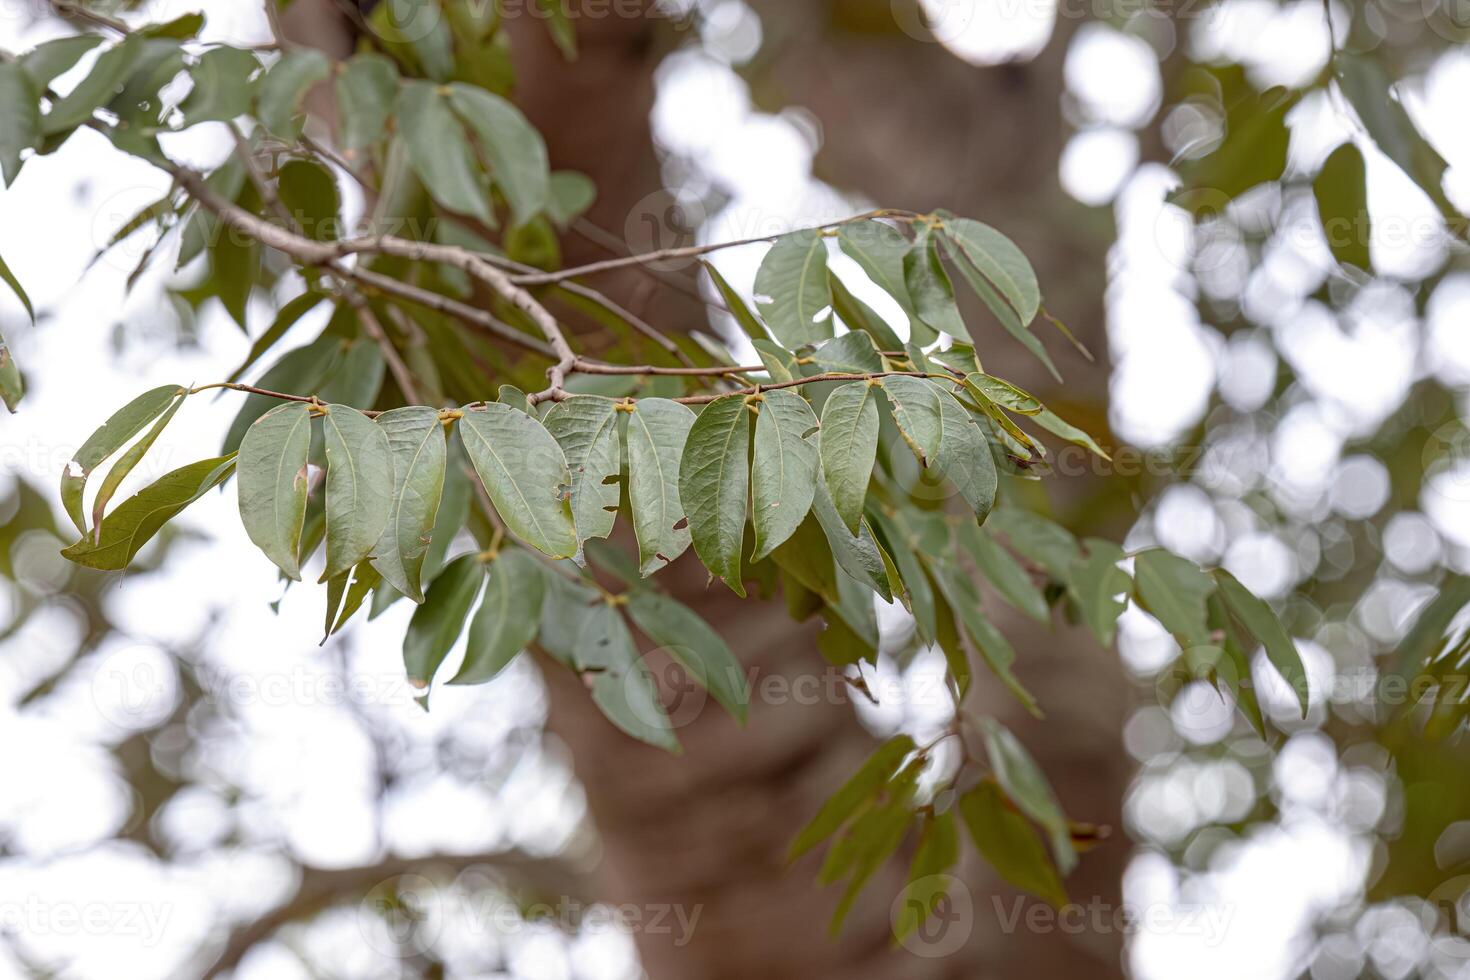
[460,402,578,560]
[679,394,751,596]
[751,388,819,561]
[238,401,312,580]
[819,381,879,535]
[321,404,394,582]
[626,398,695,576]
[370,406,447,603]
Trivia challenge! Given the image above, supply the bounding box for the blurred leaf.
[1133,548,1215,650]
[1313,142,1372,272]
[960,524,1049,623]
[546,170,596,228]
[403,553,483,688]
[789,735,915,860]
[0,63,41,187]
[336,53,398,151]
[904,225,969,342]
[396,80,494,225]
[627,590,749,723]
[277,158,341,242]
[20,35,103,88]
[893,810,960,942]
[178,46,258,126]
[1068,539,1129,647]
[0,328,21,412]
[704,260,768,343]
[448,83,550,226]
[42,36,145,135]
[255,48,330,137]
[959,781,1067,908]
[982,717,1076,873]
[1215,569,1309,717]
[451,550,545,684]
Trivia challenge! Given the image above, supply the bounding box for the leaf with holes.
[626,398,695,576]
[544,395,621,563]
[460,402,578,560]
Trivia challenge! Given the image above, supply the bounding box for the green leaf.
[546,170,596,227]
[811,331,883,375]
[320,404,394,582]
[828,793,914,935]
[369,407,447,603]
[750,388,819,561]
[1133,548,1215,649]
[448,83,550,226]
[396,80,494,226]
[933,386,997,522]
[178,46,258,126]
[1068,539,1128,647]
[626,398,695,576]
[1173,84,1294,214]
[336,52,398,151]
[789,735,915,860]
[277,158,341,242]
[810,481,892,603]
[961,524,1048,623]
[982,717,1076,873]
[818,381,879,534]
[89,389,186,540]
[987,509,1079,579]
[1313,141,1372,272]
[543,396,622,563]
[1031,407,1110,460]
[828,270,904,351]
[20,35,103,88]
[460,402,578,560]
[941,219,1054,379]
[679,394,751,596]
[0,252,35,323]
[228,292,325,384]
[255,48,330,137]
[402,553,483,688]
[626,590,749,723]
[0,329,22,413]
[61,455,236,570]
[871,511,936,643]
[754,230,833,348]
[893,810,960,942]
[1214,568,1309,717]
[0,63,41,187]
[703,260,769,343]
[42,36,146,135]
[959,781,1067,908]
[328,562,380,637]
[880,375,944,468]
[930,564,1039,715]
[580,604,682,752]
[904,225,969,341]
[535,0,579,59]
[836,221,923,338]
[62,384,183,536]
[450,550,544,685]
[966,373,1041,415]
[223,336,339,453]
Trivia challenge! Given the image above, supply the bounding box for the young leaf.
[255,48,330,137]
[703,260,769,343]
[933,386,997,522]
[959,781,1067,908]
[1132,548,1215,649]
[61,455,236,570]
[679,394,751,596]
[789,735,915,860]
[402,553,484,688]
[227,292,325,384]
[626,397,695,576]
[818,381,879,534]
[1068,539,1129,647]
[459,402,578,560]
[178,46,258,126]
[320,404,394,582]
[448,83,550,226]
[1031,408,1110,460]
[544,396,621,562]
[369,407,447,603]
[395,80,494,226]
[904,225,969,341]
[981,717,1076,873]
[336,53,398,151]
[893,810,960,942]
[754,230,833,348]
[62,384,183,536]
[966,373,1042,415]
[1214,569,1310,717]
[0,62,41,187]
[626,590,750,723]
[751,388,820,561]
[450,550,545,685]
[880,376,944,468]
[89,389,186,539]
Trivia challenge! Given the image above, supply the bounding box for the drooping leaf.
[277,158,341,242]
[941,218,1054,380]
[459,402,578,560]
[1068,539,1129,647]
[789,735,915,860]
[626,397,695,576]
[1214,568,1310,717]
[959,781,1067,908]
[178,46,258,126]
[395,80,494,225]
[227,292,325,384]
[933,386,997,522]
[871,511,937,643]
[880,375,944,468]
[0,62,41,187]
[1313,141,1372,272]
[579,603,681,752]
[827,789,915,934]
[546,170,596,227]
[836,221,923,338]
[626,590,749,723]
[0,329,22,412]
[703,260,769,343]
[89,388,187,540]
[448,83,550,226]
[544,395,621,563]
[818,381,879,534]
[893,810,960,942]
[966,373,1042,415]
[987,508,1079,579]
[1172,83,1295,214]
[402,553,483,688]
[961,524,1049,623]
[810,331,884,375]
[904,225,969,341]
[810,481,893,604]
[1031,407,1110,460]
[451,549,545,685]
[255,47,330,137]
[369,407,447,603]
[750,388,819,561]
[982,717,1076,873]
[328,562,381,637]
[42,36,146,135]
[754,230,833,348]
[930,563,1039,716]
[0,252,34,323]
[828,272,905,353]
[320,404,394,582]
[62,384,183,536]
[679,394,751,595]
[61,455,236,570]
[336,52,398,151]
[1132,548,1215,650]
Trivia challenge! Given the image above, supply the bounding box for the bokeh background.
[3,0,1470,977]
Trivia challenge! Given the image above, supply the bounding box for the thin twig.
[50,0,128,34]
[342,289,422,404]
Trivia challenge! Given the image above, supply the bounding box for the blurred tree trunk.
[290,2,1132,977]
